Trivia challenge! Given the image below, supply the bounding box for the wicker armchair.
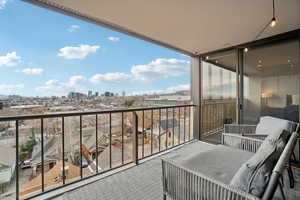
[162,132,299,200]
[222,117,299,153]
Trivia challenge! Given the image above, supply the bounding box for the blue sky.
[0,0,190,97]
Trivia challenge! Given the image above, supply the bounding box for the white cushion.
[255,116,295,135]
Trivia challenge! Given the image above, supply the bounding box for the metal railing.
[0,104,194,200]
[201,99,236,136]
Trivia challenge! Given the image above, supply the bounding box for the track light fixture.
[270,17,277,27]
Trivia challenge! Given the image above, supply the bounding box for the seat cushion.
[230,129,290,198]
[255,116,295,135]
[180,145,254,184]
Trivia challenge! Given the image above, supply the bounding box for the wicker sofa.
[222,116,299,153]
[162,119,299,200]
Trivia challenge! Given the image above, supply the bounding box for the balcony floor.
[52,141,215,200]
[48,140,300,200]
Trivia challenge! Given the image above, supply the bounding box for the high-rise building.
[122,91,126,97]
[95,92,99,97]
[88,90,93,98]
[68,92,87,100]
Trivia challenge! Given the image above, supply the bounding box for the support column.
[236,49,244,124]
[238,49,244,124]
[191,56,201,140]
[297,36,300,161]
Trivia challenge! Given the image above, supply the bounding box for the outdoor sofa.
[162,117,299,200]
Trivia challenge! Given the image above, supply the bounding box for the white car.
[21,160,32,169]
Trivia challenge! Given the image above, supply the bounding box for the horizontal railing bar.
[0,104,195,121]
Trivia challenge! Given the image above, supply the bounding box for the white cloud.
[107,37,120,42]
[68,24,80,32]
[69,75,86,86]
[131,58,190,81]
[36,80,68,96]
[0,84,24,90]
[0,0,7,9]
[58,44,100,59]
[179,53,190,58]
[0,52,21,67]
[90,72,130,84]
[35,76,86,96]
[21,68,43,75]
[167,84,190,92]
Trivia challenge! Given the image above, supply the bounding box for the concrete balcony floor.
[37,140,299,200]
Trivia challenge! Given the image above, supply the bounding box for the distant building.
[95,92,99,97]
[0,102,3,110]
[122,91,126,97]
[88,90,92,98]
[68,92,87,100]
[48,105,76,112]
[104,91,114,97]
[145,95,191,106]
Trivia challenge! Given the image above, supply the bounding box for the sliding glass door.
[242,40,300,124]
[200,39,300,144]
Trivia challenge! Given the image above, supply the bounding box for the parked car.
[21,160,32,169]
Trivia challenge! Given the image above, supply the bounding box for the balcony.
[0,105,196,199]
[1,0,300,200]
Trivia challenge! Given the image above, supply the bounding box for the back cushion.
[255,116,295,135]
[230,130,290,197]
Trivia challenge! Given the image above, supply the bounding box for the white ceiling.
[25,0,300,55]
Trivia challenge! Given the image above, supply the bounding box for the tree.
[123,100,135,107]
[20,128,37,157]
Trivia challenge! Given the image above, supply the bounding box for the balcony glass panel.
[201,50,237,144]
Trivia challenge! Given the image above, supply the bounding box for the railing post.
[15,120,19,200]
[132,111,139,165]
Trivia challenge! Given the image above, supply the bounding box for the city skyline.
[0,0,191,97]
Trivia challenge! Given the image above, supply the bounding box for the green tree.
[20,128,37,155]
[123,100,135,107]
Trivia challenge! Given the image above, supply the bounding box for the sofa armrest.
[162,159,259,200]
[224,124,257,134]
[222,133,263,153]
[242,134,268,140]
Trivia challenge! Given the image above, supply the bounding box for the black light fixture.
[270,0,277,27]
[251,0,279,44]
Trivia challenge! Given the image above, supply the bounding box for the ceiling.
[24,0,300,56]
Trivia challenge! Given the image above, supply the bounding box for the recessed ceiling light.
[257,64,262,68]
[205,56,209,60]
[244,48,249,53]
[215,60,218,63]
[258,60,262,63]
[288,59,291,63]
